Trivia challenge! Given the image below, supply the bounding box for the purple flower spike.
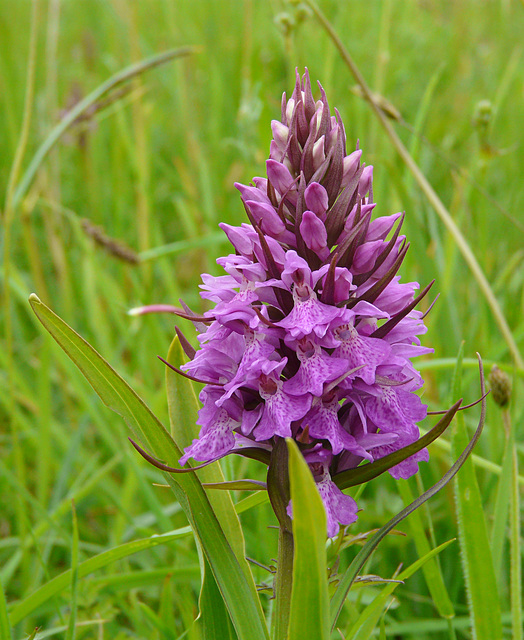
[172,70,433,537]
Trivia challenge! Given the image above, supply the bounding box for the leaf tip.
[285,437,300,458]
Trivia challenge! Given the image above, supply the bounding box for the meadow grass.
[1,0,523,638]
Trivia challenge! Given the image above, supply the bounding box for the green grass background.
[1,0,523,638]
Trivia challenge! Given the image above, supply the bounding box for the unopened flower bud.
[488,365,511,408]
[473,100,493,130]
[274,12,295,36]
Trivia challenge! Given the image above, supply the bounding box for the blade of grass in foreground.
[451,348,503,640]
[64,503,79,640]
[490,432,513,579]
[198,557,236,640]
[287,439,330,640]
[28,295,269,640]
[510,433,522,640]
[139,232,226,262]
[397,480,454,620]
[166,337,256,569]
[12,47,196,210]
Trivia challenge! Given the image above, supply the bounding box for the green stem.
[267,437,294,639]
[272,527,294,640]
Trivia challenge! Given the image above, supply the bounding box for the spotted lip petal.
[166,69,435,537]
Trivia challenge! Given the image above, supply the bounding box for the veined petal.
[316,466,358,537]
[334,324,391,386]
[254,381,311,440]
[179,408,238,465]
[284,341,348,397]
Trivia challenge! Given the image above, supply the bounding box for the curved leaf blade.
[28,295,269,640]
[397,480,454,619]
[0,574,13,640]
[166,337,265,639]
[348,539,455,640]
[203,480,267,491]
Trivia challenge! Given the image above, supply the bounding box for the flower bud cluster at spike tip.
[178,69,433,538]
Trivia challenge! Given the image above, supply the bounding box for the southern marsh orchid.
[133,69,439,538]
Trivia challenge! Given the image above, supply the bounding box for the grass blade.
[397,480,454,619]
[12,47,196,210]
[490,432,513,579]
[139,232,226,262]
[451,351,503,640]
[0,575,13,640]
[287,439,330,640]
[9,528,192,625]
[166,336,260,638]
[510,436,522,640]
[197,557,236,640]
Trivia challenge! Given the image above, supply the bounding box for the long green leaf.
[28,295,269,640]
[490,433,513,579]
[13,48,195,210]
[166,336,252,573]
[234,492,269,514]
[197,557,236,640]
[27,620,107,640]
[90,567,200,591]
[203,480,266,491]
[451,350,503,640]
[287,439,330,640]
[330,355,487,630]
[65,502,79,640]
[166,338,235,639]
[510,436,522,640]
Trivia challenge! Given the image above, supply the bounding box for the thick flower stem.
[272,526,294,640]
